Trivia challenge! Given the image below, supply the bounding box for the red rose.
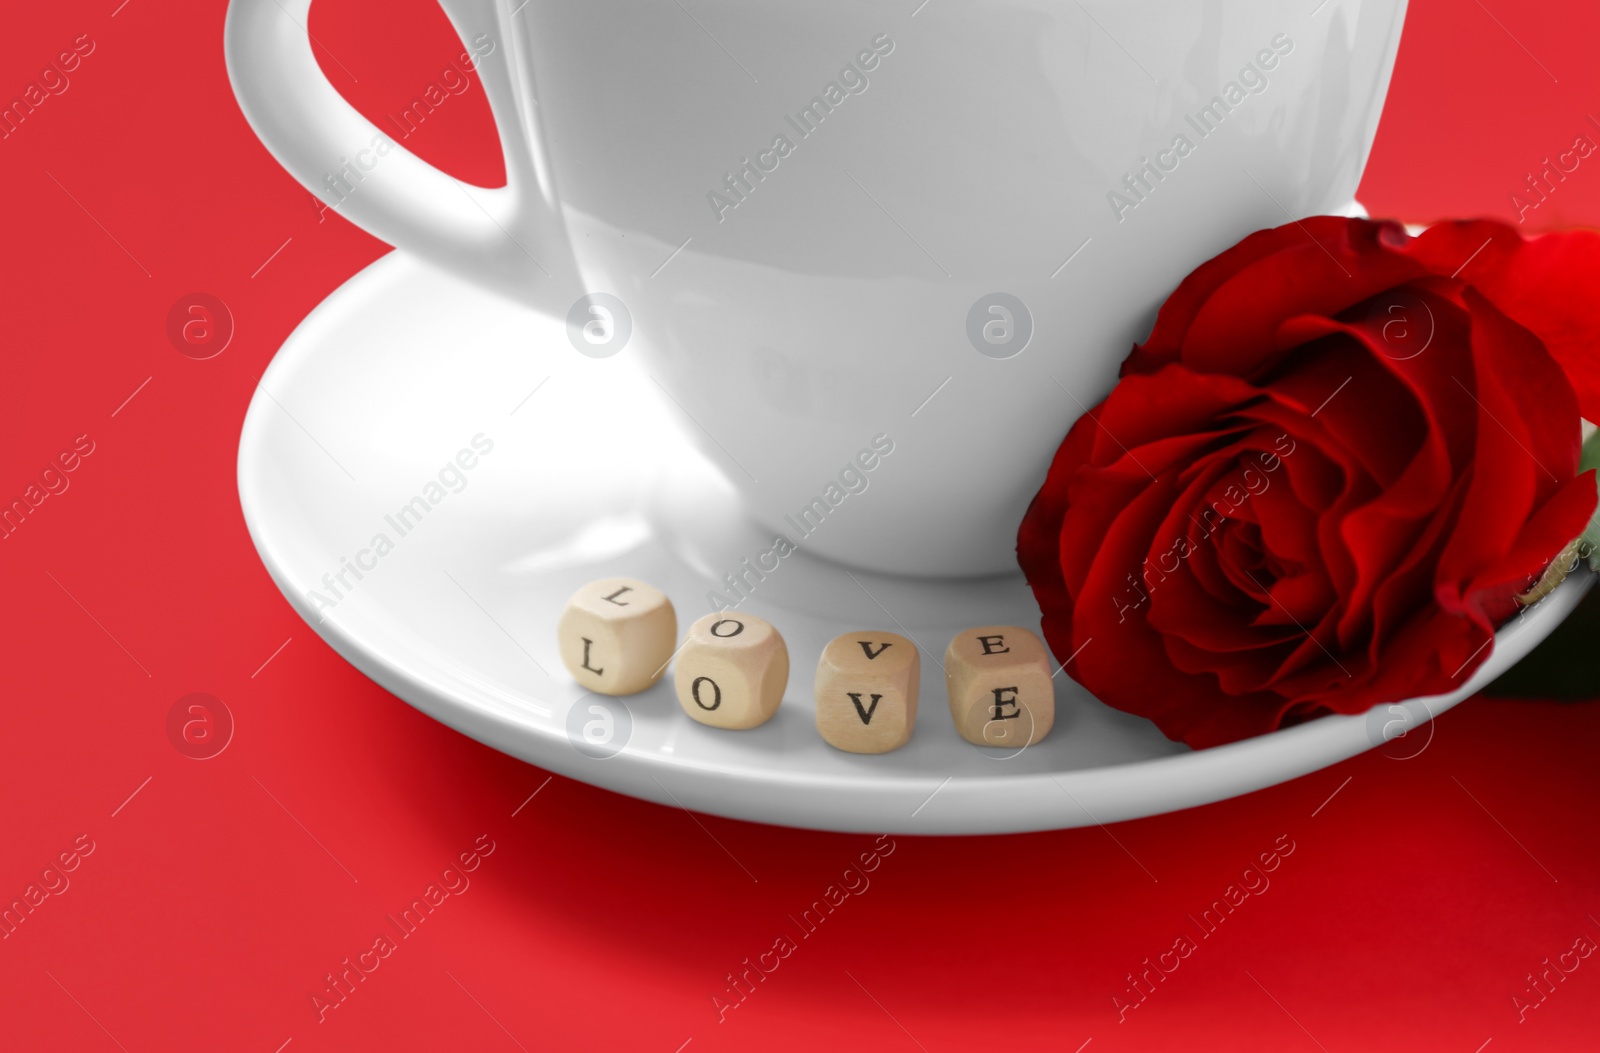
[1018,218,1599,748]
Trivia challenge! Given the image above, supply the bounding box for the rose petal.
[1436,290,1583,599]
[1411,220,1600,419]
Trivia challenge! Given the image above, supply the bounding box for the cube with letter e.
[944,625,1054,748]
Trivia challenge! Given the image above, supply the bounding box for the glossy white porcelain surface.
[227,0,1410,574]
[236,253,1584,835]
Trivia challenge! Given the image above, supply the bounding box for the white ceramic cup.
[226,0,1407,576]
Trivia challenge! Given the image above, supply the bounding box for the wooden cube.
[815,631,920,754]
[557,577,677,695]
[944,625,1054,748]
[673,612,789,729]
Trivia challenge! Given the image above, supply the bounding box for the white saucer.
[237,251,1591,834]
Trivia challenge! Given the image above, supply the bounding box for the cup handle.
[224,0,570,305]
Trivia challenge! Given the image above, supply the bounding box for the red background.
[3,2,1599,1050]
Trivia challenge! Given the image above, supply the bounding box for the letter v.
[847,693,882,723]
[858,641,892,659]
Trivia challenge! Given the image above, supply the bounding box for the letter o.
[691,677,722,710]
[710,619,744,638]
